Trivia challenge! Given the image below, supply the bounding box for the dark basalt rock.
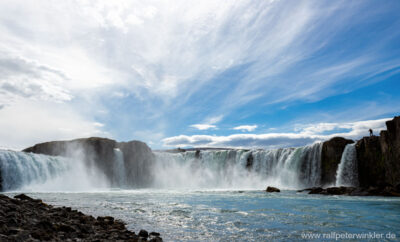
[266,186,280,192]
[308,187,324,194]
[0,193,163,241]
[139,229,149,238]
[321,137,354,186]
[117,141,155,187]
[299,186,400,197]
[356,116,400,188]
[246,153,253,170]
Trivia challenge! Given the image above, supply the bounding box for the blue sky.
[0,0,399,149]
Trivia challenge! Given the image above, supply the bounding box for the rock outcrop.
[320,137,354,186]
[0,193,162,241]
[117,141,155,187]
[23,137,155,188]
[298,185,400,197]
[356,116,400,188]
[266,186,280,192]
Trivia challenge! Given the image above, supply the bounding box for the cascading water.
[0,149,108,191]
[113,148,127,187]
[335,143,359,187]
[0,150,69,191]
[153,142,323,190]
[1,142,324,191]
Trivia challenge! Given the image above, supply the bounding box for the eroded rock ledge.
[0,194,162,241]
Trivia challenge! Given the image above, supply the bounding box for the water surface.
[5,190,400,241]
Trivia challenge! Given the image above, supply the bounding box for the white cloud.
[190,124,217,131]
[164,118,391,149]
[0,99,109,150]
[0,1,398,149]
[233,125,258,132]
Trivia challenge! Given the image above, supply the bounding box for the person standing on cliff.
[369,128,373,136]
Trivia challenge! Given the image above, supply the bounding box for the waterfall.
[0,150,69,191]
[113,148,127,187]
[335,143,359,187]
[1,142,324,191]
[0,149,108,191]
[153,142,323,189]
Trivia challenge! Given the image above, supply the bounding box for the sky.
[0,0,399,150]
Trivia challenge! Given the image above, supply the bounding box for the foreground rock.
[298,185,400,197]
[266,186,280,192]
[0,194,162,241]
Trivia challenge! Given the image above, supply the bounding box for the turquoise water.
[5,190,400,241]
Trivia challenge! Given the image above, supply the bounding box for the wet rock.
[246,154,253,170]
[300,186,400,197]
[266,186,280,192]
[139,229,149,238]
[326,186,355,195]
[0,193,163,241]
[308,187,324,194]
[150,237,163,242]
[150,232,160,237]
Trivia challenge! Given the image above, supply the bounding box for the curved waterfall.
[1,142,326,191]
[335,143,359,187]
[153,142,323,189]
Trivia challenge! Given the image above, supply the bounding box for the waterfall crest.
[335,143,359,187]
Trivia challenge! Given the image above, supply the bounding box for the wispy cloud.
[0,0,399,148]
[190,124,217,131]
[233,125,257,132]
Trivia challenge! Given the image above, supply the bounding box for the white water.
[153,143,323,190]
[0,149,108,191]
[1,142,325,191]
[335,143,359,187]
[113,148,127,187]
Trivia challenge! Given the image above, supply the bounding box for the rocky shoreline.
[0,194,162,241]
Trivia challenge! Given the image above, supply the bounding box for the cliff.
[23,137,155,188]
[356,116,400,187]
[320,137,354,186]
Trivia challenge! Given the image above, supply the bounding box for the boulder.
[138,229,149,238]
[320,137,354,186]
[266,186,280,192]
